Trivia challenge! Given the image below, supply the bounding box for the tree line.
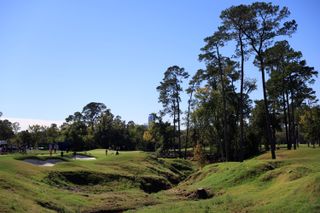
[0,103,147,152]
[0,2,319,161]
[147,2,318,161]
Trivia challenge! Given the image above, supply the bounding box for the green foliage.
[0,119,14,140]
[299,105,320,146]
[144,118,174,153]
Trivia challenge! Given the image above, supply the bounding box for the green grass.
[0,150,194,212]
[1,146,320,212]
[136,146,320,213]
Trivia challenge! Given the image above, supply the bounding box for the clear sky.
[1,0,319,129]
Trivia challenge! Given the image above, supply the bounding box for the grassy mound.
[136,146,320,213]
[1,147,319,212]
[0,150,194,212]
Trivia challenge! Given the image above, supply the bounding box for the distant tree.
[67,111,83,123]
[12,122,20,134]
[299,105,320,147]
[46,124,59,144]
[63,121,87,151]
[142,129,156,151]
[132,124,148,150]
[143,115,174,154]
[0,119,14,140]
[157,66,189,157]
[62,111,88,151]
[82,102,107,130]
[127,121,146,150]
[95,109,114,148]
[28,125,45,147]
[62,103,146,151]
[111,115,127,149]
[18,130,32,150]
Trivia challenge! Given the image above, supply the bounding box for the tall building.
[148,113,156,126]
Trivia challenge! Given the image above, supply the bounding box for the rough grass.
[0,150,194,212]
[135,146,320,213]
[1,146,320,212]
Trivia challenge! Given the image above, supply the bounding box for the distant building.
[0,140,7,146]
[0,140,8,153]
[148,114,156,126]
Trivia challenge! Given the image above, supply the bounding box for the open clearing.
[0,146,319,212]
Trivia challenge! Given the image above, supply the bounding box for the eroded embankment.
[44,156,194,194]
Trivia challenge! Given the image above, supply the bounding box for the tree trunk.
[217,117,225,160]
[173,101,177,156]
[216,45,229,161]
[296,123,300,148]
[281,65,289,150]
[177,98,182,158]
[185,90,194,159]
[282,92,290,149]
[285,91,292,150]
[239,33,245,162]
[290,94,297,150]
[185,118,190,159]
[259,56,276,159]
[272,106,278,149]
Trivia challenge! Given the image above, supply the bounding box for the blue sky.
[1,0,319,129]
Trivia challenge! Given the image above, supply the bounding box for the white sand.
[72,154,96,160]
[24,159,63,167]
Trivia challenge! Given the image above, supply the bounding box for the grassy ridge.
[136,146,320,213]
[0,146,319,212]
[0,150,194,212]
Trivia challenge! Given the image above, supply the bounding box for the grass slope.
[0,146,319,212]
[136,146,320,213]
[0,150,194,212]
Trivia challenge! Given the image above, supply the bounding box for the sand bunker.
[24,159,63,167]
[72,154,96,160]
